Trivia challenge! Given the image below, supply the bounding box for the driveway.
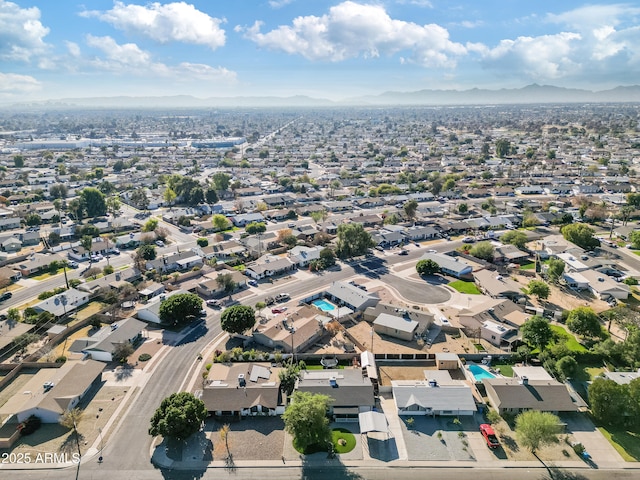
[382,273,452,304]
[561,412,625,467]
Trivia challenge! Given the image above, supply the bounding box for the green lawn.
[449,280,481,295]
[550,324,588,352]
[597,425,640,461]
[294,428,356,455]
[492,363,514,377]
[519,262,536,270]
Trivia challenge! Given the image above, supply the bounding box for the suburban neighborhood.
[0,103,639,480]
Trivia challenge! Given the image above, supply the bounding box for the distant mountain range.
[5,84,640,109]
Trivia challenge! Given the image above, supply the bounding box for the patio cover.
[358,411,389,434]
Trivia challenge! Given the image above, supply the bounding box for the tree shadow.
[59,430,84,455]
[300,452,364,480]
[539,466,590,480]
[499,433,519,452]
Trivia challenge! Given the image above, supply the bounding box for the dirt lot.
[130,337,164,369]
[378,366,467,386]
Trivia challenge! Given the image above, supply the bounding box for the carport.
[359,411,389,438]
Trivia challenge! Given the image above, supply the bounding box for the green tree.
[500,230,528,249]
[495,139,511,158]
[318,248,336,269]
[163,188,177,207]
[561,223,599,250]
[59,407,84,430]
[205,187,218,204]
[81,235,94,262]
[515,410,561,452]
[220,305,256,335]
[545,257,565,284]
[13,155,25,167]
[416,259,440,276]
[282,391,331,452]
[403,199,418,222]
[211,214,230,231]
[158,293,203,326]
[106,195,121,219]
[457,203,468,214]
[627,192,640,208]
[310,210,325,225]
[215,273,237,295]
[212,173,231,192]
[335,223,375,259]
[137,244,157,261]
[68,198,84,221]
[130,188,149,210]
[566,306,602,338]
[80,187,107,218]
[469,241,494,261]
[527,280,550,300]
[245,222,266,235]
[556,355,578,380]
[112,342,135,363]
[588,378,629,426]
[521,315,553,351]
[196,237,208,247]
[279,360,302,396]
[13,332,39,353]
[25,213,41,226]
[143,218,159,232]
[629,230,640,249]
[49,183,68,199]
[149,392,207,441]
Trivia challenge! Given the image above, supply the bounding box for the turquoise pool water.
[468,364,496,381]
[313,299,336,312]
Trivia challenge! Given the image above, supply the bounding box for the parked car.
[480,424,500,449]
[462,236,475,243]
[265,296,275,306]
[155,240,165,247]
[198,309,207,317]
[111,248,121,255]
[91,254,103,261]
[271,307,288,314]
[426,249,437,254]
[275,293,290,302]
[397,250,409,256]
[0,291,12,302]
[206,299,221,308]
[248,280,258,287]
[68,261,79,269]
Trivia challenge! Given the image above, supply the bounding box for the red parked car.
[480,424,500,449]
[271,307,288,314]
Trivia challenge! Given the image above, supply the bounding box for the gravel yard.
[400,415,476,461]
[205,416,285,461]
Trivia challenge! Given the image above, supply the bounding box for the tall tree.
[561,223,599,250]
[545,257,565,284]
[566,306,602,338]
[521,315,553,351]
[527,280,550,300]
[149,392,207,441]
[515,410,561,452]
[215,273,237,296]
[469,241,494,261]
[416,259,440,276]
[403,199,418,222]
[212,173,231,192]
[80,187,107,218]
[335,223,375,259]
[500,230,528,249]
[220,305,256,335]
[158,293,203,326]
[282,391,332,452]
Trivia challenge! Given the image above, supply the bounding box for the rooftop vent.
[521,376,529,386]
[329,376,338,387]
[238,374,246,387]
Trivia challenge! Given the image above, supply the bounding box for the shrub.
[55,356,67,363]
[138,353,152,362]
[197,237,209,247]
[624,277,638,286]
[18,415,42,435]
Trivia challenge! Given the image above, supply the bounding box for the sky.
[1,0,640,102]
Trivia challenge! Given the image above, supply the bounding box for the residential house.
[196,268,246,298]
[288,245,322,268]
[245,255,296,280]
[77,267,140,295]
[324,281,380,312]
[136,289,188,324]
[194,240,246,262]
[458,297,528,350]
[579,269,630,300]
[1,237,22,252]
[295,368,375,420]
[115,231,156,249]
[373,313,419,342]
[419,252,473,278]
[231,212,265,227]
[403,225,439,241]
[482,377,578,415]
[392,371,476,416]
[32,288,90,319]
[201,363,283,418]
[146,251,203,273]
[473,269,524,300]
[68,318,146,362]
[494,244,530,264]
[0,360,104,424]
[252,306,324,353]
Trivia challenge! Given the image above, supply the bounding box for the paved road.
[3,464,637,480]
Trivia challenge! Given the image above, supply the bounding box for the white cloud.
[395,0,433,7]
[84,35,236,83]
[547,4,640,30]
[269,0,295,8]
[482,32,582,80]
[0,72,41,94]
[239,1,465,67]
[81,1,225,50]
[65,41,81,58]
[0,0,50,62]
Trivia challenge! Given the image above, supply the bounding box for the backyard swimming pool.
[468,364,496,382]
[312,298,336,312]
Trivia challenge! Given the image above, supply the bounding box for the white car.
[155,240,165,247]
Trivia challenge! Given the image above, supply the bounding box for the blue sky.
[2,0,640,101]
